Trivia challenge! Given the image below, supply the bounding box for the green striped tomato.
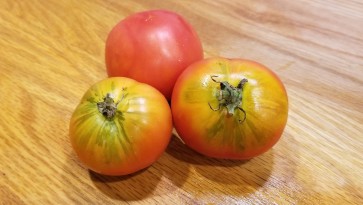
[69,77,172,176]
[171,58,288,159]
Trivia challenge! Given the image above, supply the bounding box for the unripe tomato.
[105,10,204,100]
[69,77,172,175]
[171,58,288,159]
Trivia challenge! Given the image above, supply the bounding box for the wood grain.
[0,0,362,204]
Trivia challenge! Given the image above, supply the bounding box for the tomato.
[69,77,172,175]
[171,58,288,159]
[105,10,204,100]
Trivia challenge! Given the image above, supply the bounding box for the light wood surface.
[1,0,362,204]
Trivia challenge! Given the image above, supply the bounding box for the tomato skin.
[69,77,172,175]
[171,58,288,159]
[105,10,203,100]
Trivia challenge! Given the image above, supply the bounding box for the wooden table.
[1,0,362,204]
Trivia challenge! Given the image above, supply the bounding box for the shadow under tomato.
[88,134,191,201]
[166,135,275,197]
[89,165,163,201]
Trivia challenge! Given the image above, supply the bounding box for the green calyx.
[208,75,248,123]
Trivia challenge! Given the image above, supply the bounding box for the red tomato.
[171,58,288,159]
[69,77,172,175]
[105,10,204,100]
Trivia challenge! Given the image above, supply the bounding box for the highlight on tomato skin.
[69,77,173,176]
[171,57,289,160]
[105,9,204,101]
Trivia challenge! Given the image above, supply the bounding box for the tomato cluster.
[70,10,288,176]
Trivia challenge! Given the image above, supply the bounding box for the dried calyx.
[97,93,119,119]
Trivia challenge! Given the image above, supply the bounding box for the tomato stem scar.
[97,93,119,119]
[208,75,248,123]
